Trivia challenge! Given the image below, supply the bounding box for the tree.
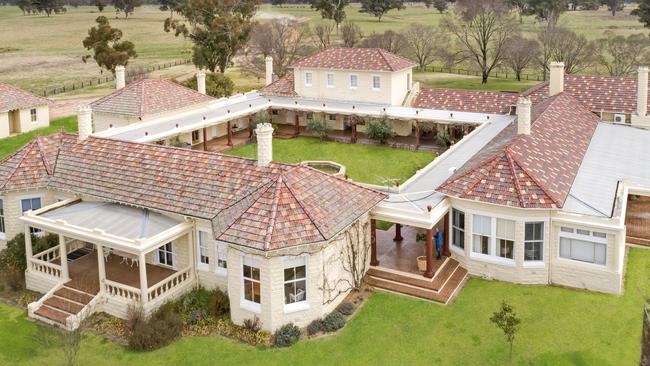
[490,301,521,360]
[505,0,528,22]
[575,0,599,10]
[181,72,234,97]
[310,0,349,31]
[365,115,394,144]
[33,0,65,16]
[536,23,556,80]
[94,0,105,12]
[403,23,437,70]
[159,0,182,18]
[82,16,137,74]
[549,27,596,74]
[359,0,405,22]
[306,116,331,141]
[359,30,408,54]
[432,0,447,13]
[504,35,539,81]
[442,0,518,84]
[165,0,260,73]
[423,0,432,8]
[113,0,142,19]
[312,22,334,50]
[524,0,568,25]
[597,31,650,77]
[606,0,623,16]
[340,20,362,47]
[17,0,34,14]
[632,0,650,29]
[271,0,285,5]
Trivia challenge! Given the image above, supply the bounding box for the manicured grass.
[226,137,436,185]
[1,247,648,365]
[0,116,78,159]
[414,71,538,93]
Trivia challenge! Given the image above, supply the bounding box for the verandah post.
[370,219,379,266]
[424,228,434,278]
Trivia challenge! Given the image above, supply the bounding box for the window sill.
[522,261,545,268]
[451,245,464,256]
[0,233,5,241]
[305,84,312,87]
[197,264,209,272]
[372,88,381,92]
[215,268,227,277]
[349,86,357,90]
[283,301,309,314]
[240,300,261,314]
[326,85,334,88]
[557,257,607,269]
[469,252,515,267]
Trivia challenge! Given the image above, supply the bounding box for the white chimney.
[77,105,93,141]
[517,97,532,135]
[549,62,564,96]
[196,71,206,95]
[115,65,126,90]
[265,56,274,86]
[637,66,648,117]
[255,123,274,167]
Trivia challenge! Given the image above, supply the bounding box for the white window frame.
[196,230,210,272]
[372,75,381,90]
[30,108,37,123]
[559,227,607,267]
[470,214,515,266]
[240,255,261,313]
[0,198,5,240]
[215,240,228,276]
[496,218,515,260]
[349,74,358,89]
[283,256,309,313]
[328,114,337,121]
[20,196,43,236]
[524,222,544,265]
[451,208,465,252]
[155,242,176,269]
[326,73,334,88]
[305,71,313,87]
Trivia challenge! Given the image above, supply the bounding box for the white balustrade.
[147,267,192,302]
[33,245,60,263]
[104,280,141,302]
[30,258,62,278]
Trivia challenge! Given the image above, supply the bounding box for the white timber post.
[24,226,32,272]
[517,97,532,135]
[59,234,69,281]
[265,56,274,86]
[196,71,206,95]
[255,123,274,167]
[139,252,148,304]
[96,243,106,293]
[115,65,126,90]
[549,62,565,96]
[77,105,93,141]
[637,66,648,117]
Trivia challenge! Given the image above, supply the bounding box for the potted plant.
[415,233,427,272]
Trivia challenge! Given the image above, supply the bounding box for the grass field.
[0,247,647,365]
[226,137,436,185]
[0,116,78,159]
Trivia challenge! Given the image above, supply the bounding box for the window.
[306,112,313,120]
[284,257,307,306]
[328,114,336,121]
[559,227,607,265]
[197,231,209,271]
[349,74,358,88]
[452,209,465,249]
[271,109,279,115]
[191,130,200,143]
[242,257,261,306]
[305,72,313,86]
[372,75,381,90]
[472,215,491,255]
[157,242,174,267]
[524,222,544,261]
[496,219,515,259]
[215,241,228,273]
[326,73,334,87]
[0,198,5,236]
[21,197,42,234]
[30,108,37,123]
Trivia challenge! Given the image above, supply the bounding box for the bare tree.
[442,0,518,83]
[243,19,311,78]
[597,31,650,77]
[504,35,540,81]
[550,27,596,74]
[403,23,437,70]
[340,20,362,47]
[359,30,408,55]
[536,23,556,80]
[312,22,334,50]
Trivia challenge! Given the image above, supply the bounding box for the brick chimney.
[115,65,126,90]
[256,123,274,167]
[517,97,532,135]
[196,71,206,95]
[549,62,564,96]
[637,66,648,117]
[265,56,274,86]
[77,105,93,141]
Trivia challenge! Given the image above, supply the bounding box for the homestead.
[0,83,51,139]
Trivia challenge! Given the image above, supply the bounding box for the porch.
[626,195,650,247]
[192,128,252,153]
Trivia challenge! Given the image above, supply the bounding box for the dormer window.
[305,71,313,87]
[372,75,381,90]
[326,73,334,88]
[349,74,358,89]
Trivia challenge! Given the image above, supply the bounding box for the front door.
[8,110,20,134]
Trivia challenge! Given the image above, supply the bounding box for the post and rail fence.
[422,65,545,82]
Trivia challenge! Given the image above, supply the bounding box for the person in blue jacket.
[434,227,444,260]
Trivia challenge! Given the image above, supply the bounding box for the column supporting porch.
[59,234,69,281]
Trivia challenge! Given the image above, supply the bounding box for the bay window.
[496,219,515,259]
[472,215,491,255]
[559,227,607,265]
[284,257,307,310]
[242,257,261,309]
[452,209,465,249]
[470,214,516,263]
[524,222,544,261]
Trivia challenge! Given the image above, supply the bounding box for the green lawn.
[226,137,436,185]
[1,247,648,365]
[0,116,78,159]
[413,71,537,92]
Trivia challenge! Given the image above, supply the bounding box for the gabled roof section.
[522,74,649,115]
[90,79,215,117]
[437,93,599,209]
[413,88,519,114]
[0,82,51,112]
[289,48,416,72]
[259,73,297,97]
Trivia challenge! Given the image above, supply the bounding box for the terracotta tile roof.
[0,82,51,112]
[0,134,385,249]
[413,88,519,114]
[437,93,599,208]
[522,74,649,115]
[90,79,214,117]
[289,48,416,72]
[259,73,297,97]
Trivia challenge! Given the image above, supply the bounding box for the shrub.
[306,116,331,141]
[274,323,301,347]
[208,288,230,318]
[181,72,234,98]
[216,318,273,347]
[307,318,323,336]
[243,316,262,333]
[0,233,59,290]
[365,115,395,144]
[435,129,451,147]
[337,302,355,316]
[127,303,183,351]
[322,312,346,332]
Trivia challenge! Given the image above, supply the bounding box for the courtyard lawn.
[226,137,436,185]
[0,116,78,159]
[0,247,648,365]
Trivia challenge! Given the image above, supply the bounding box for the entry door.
[9,110,20,134]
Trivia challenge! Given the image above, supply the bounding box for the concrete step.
[34,305,69,325]
[44,295,84,314]
[55,286,94,305]
[367,258,459,292]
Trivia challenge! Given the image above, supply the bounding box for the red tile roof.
[523,74,649,115]
[0,134,385,250]
[413,88,519,114]
[290,48,416,72]
[437,93,599,208]
[90,79,214,117]
[0,82,51,112]
[260,73,297,97]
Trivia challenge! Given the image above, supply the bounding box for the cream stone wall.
[0,106,49,138]
[0,112,9,138]
[93,102,213,133]
[0,189,62,249]
[194,221,229,291]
